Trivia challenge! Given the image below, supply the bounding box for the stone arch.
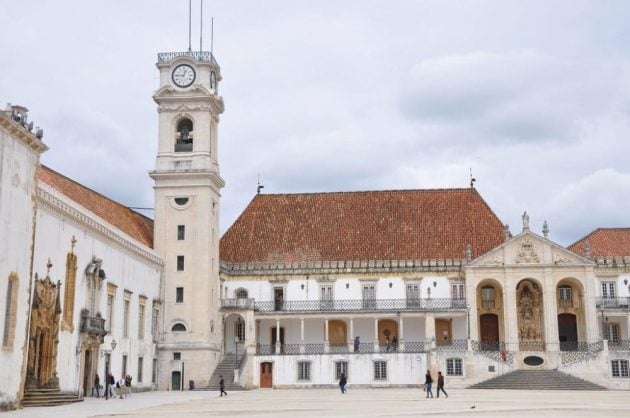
[174,115,194,151]
[224,313,246,354]
[377,319,398,346]
[516,278,545,350]
[171,322,188,332]
[476,279,505,347]
[556,277,586,350]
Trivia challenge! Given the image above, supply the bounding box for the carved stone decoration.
[26,262,63,389]
[552,252,572,264]
[61,236,78,332]
[516,280,544,341]
[85,257,105,315]
[515,238,540,264]
[483,254,503,266]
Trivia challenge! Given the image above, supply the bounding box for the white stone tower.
[150,50,224,390]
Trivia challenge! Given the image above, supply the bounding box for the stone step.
[468,370,606,391]
[23,389,83,407]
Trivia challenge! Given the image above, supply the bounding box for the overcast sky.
[2,0,630,247]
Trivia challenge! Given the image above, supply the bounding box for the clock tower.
[150,50,224,389]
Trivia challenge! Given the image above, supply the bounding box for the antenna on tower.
[257,174,265,194]
[210,17,214,56]
[469,166,476,188]
[187,0,192,51]
[199,0,203,52]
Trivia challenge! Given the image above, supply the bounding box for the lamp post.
[234,336,240,370]
[466,304,471,340]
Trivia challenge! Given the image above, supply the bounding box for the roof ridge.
[254,188,476,198]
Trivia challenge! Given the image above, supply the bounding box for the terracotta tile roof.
[37,165,154,248]
[568,228,630,258]
[220,189,505,264]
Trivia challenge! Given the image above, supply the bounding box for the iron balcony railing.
[561,340,604,366]
[157,51,217,65]
[519,340,546,352]
[80,315,106,336]
[436,339,468,351]
[608,340,630,351]
[255,341,428,355]
[252,298,467,313]
[559,341,589,352]
[596,297,630,309]
[403,341,426,353]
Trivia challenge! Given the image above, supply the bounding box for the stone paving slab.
[3,388,629,418]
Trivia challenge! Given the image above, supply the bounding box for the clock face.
[210,71,217,90]
[172,64,196,88]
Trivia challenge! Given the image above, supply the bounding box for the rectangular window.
[362,284,376,309]
[122,354,128,376]
[177,225,185,240]
[137,357,144,383]
[335,361,348,380]
[3,278,14,347]
[446,358,463,376]
[176,287,184,303]
[138,301,145,339]
[605,323,620,342]
[451,283,465,300]
[123,292,131,338]
[177,255,185,271]
[173,352,181,360]
[611,359,629,378]
[559,287,572,300]
[152,358,158,384]
[406,283,420,308]
[106,294,114,331]
[297,361,311,381]
[601,281,616,298]
[235,320,245,342]
[481,287,495,309]
[374,361,387,380]
[152,302,159,342]
[320,284,333,309]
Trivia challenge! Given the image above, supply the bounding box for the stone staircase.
[22,388,83,407]
[204,353,246,391]
[468,370,606,390]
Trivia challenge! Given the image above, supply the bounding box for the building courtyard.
[3,388,629,418]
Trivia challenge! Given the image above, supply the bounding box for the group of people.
[92,372,133,400]
[352,336,399,352]
[338,369,448,398]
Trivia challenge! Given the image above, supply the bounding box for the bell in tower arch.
[175,118,194,152]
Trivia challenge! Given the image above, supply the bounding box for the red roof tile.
[568,228,630,258]
[37,165,154,248]
[220,189,505,264]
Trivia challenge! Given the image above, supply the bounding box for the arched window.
[446,358,463,376]
[175,118,193,152]
[235,288,248,299]
[171,323,187,332]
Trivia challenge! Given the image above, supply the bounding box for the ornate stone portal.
[516,280,544,342]
[26,261,62,389]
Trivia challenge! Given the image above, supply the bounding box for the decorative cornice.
[37,184,163,266]
[0,112,48,154]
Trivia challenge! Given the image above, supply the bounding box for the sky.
[2,0,630,247]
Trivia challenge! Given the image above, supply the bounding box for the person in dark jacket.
[424,370,434,398]
[219,375,228,396]
[105,372,115,400]
[437,371,448,398]
[92,373,100,398]
[339,372,347,394]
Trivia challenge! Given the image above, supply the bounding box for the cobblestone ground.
[4,388,630,418]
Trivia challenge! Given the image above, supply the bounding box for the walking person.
[219,375,228,397]
[125,374,132,397]
[339,372,347,394]
[437,371,448,398]
[424,370,434,398]
[92,373,100,398]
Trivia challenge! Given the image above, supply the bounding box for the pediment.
[470,231,592,267]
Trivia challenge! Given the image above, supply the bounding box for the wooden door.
[435,319,452,346]
[558,313,578,350]
[260,362,273,388]
[82,350,91,395]
[329,320,347,346]
[480,313,499,349]
[171,371,181,391]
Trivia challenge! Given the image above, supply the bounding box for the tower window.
[175,118,193,152]
[177,256,185,271]
[174,197,189,206]
[176,287,184,303]
[177,225,185,240]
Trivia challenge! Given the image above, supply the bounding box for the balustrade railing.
[157,51,217,64]
[561,340,604,366]
[252,298,466,313]
[608,340,630,351]
[596,297,630,309]
[519,340,546,351]
[403,341,426,353]
[256,344,273,355]
[559,341,588,352]
[80,315,106,336]
[221,298,255,310]
[329,344,349,354]
[304,343,325,355]
[435,339,468,351]
[282,344,300,355]
[470,340,514,364]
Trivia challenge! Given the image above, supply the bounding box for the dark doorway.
[171,371,181,391]
[82,350,91,396]
[274,288,284,311]
[558,313,578,351]
[260,362,273,388]
[479,313,500,350]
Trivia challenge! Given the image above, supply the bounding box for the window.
[374,361,387,380]
[138,298,146,339]
[122,355,128,376]
[451,283,465,300]
[235,318,245,342]
[176,287,184,303]
[335,361,348,380]
[137,357,144,383]
[152,302,159,342]
[320,284,333,309]
[177,256,185,271]
[2,273,18,348]
[235,288,248,299]
[601,281,616,298]
[106,293,114,331]
[446,358,463,376]
[173,352,181,360]
[605,323,620,342]
[175,118,194,152]
[406,283,420,308]
[177,225,185,240]
[362,284,376,309]
[558,285,572,307]
[152,358,158,383]
[611,359,629,378]
[481,286,495,309]
[174,197,189,206]
[123,291,131,338]
[297,361,311,381]
[171,323,187,332]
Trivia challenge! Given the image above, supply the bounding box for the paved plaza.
[3,388,630,418]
